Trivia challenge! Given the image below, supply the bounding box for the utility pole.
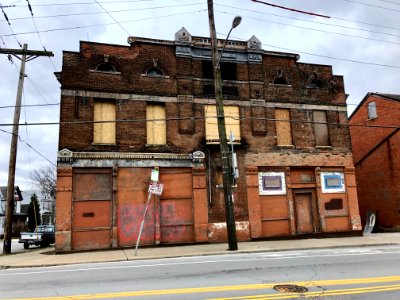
[0,44,53,254]
[207,0,238,251]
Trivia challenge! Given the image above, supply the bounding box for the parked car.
[19,225,55,249]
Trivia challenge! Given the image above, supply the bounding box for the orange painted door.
[293,189,319,234]
[72,169,112,250]
[159,168,194,243]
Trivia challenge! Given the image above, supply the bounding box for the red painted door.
[72,169,112,250]
[159,168,194,243]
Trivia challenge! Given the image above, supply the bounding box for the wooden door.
[72,169,112,250]
[159,168,194,243]
[293,189,319,234]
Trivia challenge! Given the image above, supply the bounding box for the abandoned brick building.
[349,93,400,230]
[55,28,361,252]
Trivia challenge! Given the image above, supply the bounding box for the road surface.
[1,245,400,299]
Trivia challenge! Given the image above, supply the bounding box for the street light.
[207,0,240,251]
[215,16,242,69]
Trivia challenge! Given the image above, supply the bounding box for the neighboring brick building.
[349,93,400,230]
[55,28,361,252]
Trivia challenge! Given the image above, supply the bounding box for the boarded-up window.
[205,105,240,143]
[146,103,166,145]
[93,101,116,144]
[275,108,292,146]
[313,110,330,146]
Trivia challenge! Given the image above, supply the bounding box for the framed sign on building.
[258,172,286,195]
[320,172,345,193]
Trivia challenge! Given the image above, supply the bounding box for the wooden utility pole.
[0,44,53,254]
[207,0,238,251]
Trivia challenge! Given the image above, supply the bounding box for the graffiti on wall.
[118,204,155,245]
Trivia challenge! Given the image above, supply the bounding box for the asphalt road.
[1,245,400,299]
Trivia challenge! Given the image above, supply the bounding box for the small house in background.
[0,186,27,236]
[349,93,400,230]
[55,29,361,252]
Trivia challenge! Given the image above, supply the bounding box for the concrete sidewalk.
[1,233,400,269]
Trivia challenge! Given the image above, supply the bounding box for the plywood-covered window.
[205,105,240,143]
[275,108,292,146]
[93,101,116,144]
[313,110,330,146]
[146,103,166,145]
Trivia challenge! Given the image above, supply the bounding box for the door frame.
[292,188,320,235]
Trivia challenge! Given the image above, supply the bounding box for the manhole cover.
[273,284,308,293]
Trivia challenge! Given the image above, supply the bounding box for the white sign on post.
[149,183,164,196]
[151,169,159,182]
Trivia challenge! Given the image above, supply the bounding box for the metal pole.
[207,0,238,251]
[134,191,153,256]
[3,44,27,254]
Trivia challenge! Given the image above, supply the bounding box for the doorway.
[293,189,320,234]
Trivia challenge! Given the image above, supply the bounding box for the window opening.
[313,110,330,146]
[146,68,163,77]
[367,102,377,119]
[95,63,116,72]
[273,69,288,85]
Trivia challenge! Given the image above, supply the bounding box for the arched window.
[273,69,288,85]
[146,68,163,77]
[95,63,116,72]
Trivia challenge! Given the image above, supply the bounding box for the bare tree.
[32,165,56,200]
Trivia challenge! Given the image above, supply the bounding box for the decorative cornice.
[72,151,192,160]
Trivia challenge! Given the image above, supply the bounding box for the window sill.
[316,146,332,149]
[141,74,170,79]
[92,143,117,146]
[89,70,121,75]
[277,145,295,148]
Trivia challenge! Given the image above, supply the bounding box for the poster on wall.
[320,172,345,193]
[258,172,286,195]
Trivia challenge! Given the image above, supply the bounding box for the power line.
[2,2,205,22]
[94,0,131,36]
[0,115,398,130]
[0,103,60,109]
[224,32,400,69]
[251,0,330,18]
[0,9,208,37]
[24,0,57,71]
[0,128,56,166]
[215,3,400,39]
[343,0,400,12]
[12,0,162,7]
[216,10,400,46]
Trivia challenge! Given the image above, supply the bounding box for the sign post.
[134,168,163,256]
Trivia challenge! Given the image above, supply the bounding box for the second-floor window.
[205,105,240,143]
[93,101,116,144]
[146,103,166,145]
[275,108,293,146]
[313,110,330,147]
[202,61,237,80]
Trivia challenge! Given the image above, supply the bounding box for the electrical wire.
[215,3,400,39]
[0,128,56,166]
[24,0,57,71]
[94,0,131,36]
[343,0,400,12]
[0,9,208,37]
[0,103,60,108]
[2,2,205,22]
[215,10,400,46]
[0,115,398,130]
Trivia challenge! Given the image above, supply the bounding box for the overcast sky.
[0,0,399,191]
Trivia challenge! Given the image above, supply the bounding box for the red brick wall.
[59,40,354,225]
[349,94,400,228]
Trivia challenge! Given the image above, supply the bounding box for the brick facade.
[349,93,400,229]
[55,29,361,252]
